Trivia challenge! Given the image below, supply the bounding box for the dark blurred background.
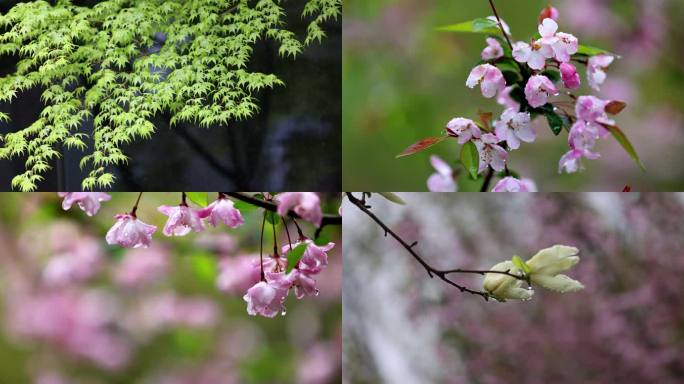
[343,0,684,191]
[0,0,341,191]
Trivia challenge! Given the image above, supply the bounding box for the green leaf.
[511,255,531,275]
[286,243,307,273]
[189,253,218,284]
[396,136,446,158]
[377,192,406,205]
[437,18,500,34]
[603,124,645,171]
[541,69,561,83]
[265,210,280,225]
[495,59,522,83]
[544,110,564,136]
[460,140,479,180]
[576,44,613,57]
[186,192,208,207]
[233,200,259,212]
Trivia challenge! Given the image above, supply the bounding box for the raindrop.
[281,309,287,316]
[314,289,320,296]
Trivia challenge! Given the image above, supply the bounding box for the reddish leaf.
[605,101,626,115]
[477,110,493,131]
[622,185,632,192]
[396,136,447,158]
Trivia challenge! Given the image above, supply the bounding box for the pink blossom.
[106,214,157,248]
[497,85,520,112]
[114,246,169,288]
[538,18,559,45]
[288,269,318,299]
[552,32,579,62]
[568,121,601,153]
[558,148,600,174]
[587,54,615,91]
[427,155,456,192]
[560,62,581,89]
[58,192,111,216]
[216,255,262,294]
[493,108,534,150]
[486,16,511,35]
[538,6,560,23]
[43,237,103,286]
[276,192,323,227]
[524,75,559,108]
[198,197,244,228]
[491,176,537,192]
[465,64,505,98]
[446,117,481,144]
[575,96,613,135]
[282,240,335,274]
[475,133,507,173]
[243,273,291,318]
[9,291,131,370]
[158,205,205,236]
[481,37,503,60]
[513,41,553,70]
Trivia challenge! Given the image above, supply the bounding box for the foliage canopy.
[0,0,340,191]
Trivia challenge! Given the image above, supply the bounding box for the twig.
[223,192,342,229]
[346,193,523,300]
[487,0,513,50]
[480,168,495,192]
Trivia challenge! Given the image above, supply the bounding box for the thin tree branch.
[346,193,523,300]
[480,168,495,192]
[487,0,513,50]
[223,192,342,228]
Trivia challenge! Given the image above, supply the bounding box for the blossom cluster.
[483,245,584,301]
[57,192,333,318]
[414,5,637,192]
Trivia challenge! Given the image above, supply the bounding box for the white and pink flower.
[105,214,157,248]
[158,205,205,236]
[524,75,559,108]
[466,64,506,98]
[446,117,481,144]
[494,108,534,150]
[198,196,244,228]
[587,54,614,91]
[475,133,508,173]
[491,176,538,192]
[427,155,457,192]
[276,192,323,227]
[497,85,520,111]
[481,37,503,60]
[243,272,291,318]
[58,192,111,216]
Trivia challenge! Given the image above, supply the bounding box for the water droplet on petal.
[281,310,287,316]
[314,289,320,296]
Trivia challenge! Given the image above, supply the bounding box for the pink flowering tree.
[0,193,341,383]
[397,2,643,192]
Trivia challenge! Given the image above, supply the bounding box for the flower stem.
[130,192,143,217]
[259,211,267,282]
[480,168,495,192]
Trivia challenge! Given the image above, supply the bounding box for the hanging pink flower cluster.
[398,5,640,192]
[57,192,334,319]
[242,239,336,318]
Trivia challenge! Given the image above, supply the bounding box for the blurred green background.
[343,0,684,191]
